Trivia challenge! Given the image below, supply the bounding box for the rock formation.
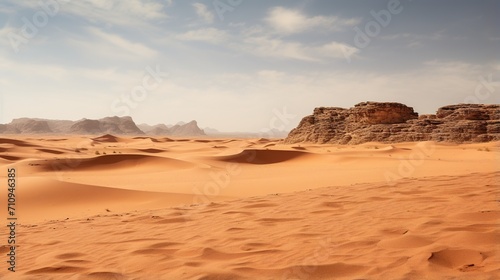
[285,102,500,144]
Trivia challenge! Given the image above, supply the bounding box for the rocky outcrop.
[285,102,500,144]
[349,102,418,124]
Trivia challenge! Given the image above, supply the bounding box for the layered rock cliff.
[285,102,500,144]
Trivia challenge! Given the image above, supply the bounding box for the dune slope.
[0,172,497,279]
[0,136,498,279]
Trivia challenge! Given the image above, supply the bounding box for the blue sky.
[0,0,498,132]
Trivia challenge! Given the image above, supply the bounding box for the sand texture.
[0,136,498,279]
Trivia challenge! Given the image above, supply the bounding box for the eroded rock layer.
[285,102,499,144]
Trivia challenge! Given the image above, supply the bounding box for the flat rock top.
[285,102,500,144]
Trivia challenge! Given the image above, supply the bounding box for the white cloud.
[86,27,158,58]
[239,36,358,62]
[192,3,214,24]
[167,18,357,62]
[266,7,360,34]
[423,60,482,75]
[165,0,174,7]
[258,70,286,81]
[177,28,228,43]
[319,42,359,59]
[242,36,316,61]
[3,0,168,27]
[381,31,448,50]
[0,25,17,49]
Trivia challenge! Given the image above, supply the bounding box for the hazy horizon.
[1,0,499,132]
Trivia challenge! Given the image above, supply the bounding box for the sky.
[0,0,499,132]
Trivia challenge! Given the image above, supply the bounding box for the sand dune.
[0,171,498,279]
[91,134,121,142]
[211,149,316,164]
[37,154,197,172]
[0,135,498,279]
[11,177,199,222]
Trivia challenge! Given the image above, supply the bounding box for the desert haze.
[0,102,499,280]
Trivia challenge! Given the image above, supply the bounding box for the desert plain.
[0,135,498,279]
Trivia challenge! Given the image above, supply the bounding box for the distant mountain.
[140,120,205,136]
[169,120,205,136]
[0,116,204,136]
[69,116,144,135]
[203,127,220,134]
[8,118,53,134]
[0,118,72,134]
[4,118,76,134]
[138,124,170,135]
[69,119,103,135]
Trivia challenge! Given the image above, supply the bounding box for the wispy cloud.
[381,30,450,49]
[4,0,168,27]
[265,6,360,34]
[73,0,167,26]
[88,27,157,57]
[165,0,174,7]
[65,27,158,62]
[241,36,315,61]
[177,27,228,44]
[239,35,357,62]
[0,25,17,48]
[192,3,214,24]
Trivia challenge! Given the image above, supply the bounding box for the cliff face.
[285,102,500,144]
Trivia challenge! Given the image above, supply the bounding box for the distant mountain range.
[138,121,205,136]
[0,116,205,136]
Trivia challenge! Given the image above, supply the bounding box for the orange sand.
[0,136,498,279]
